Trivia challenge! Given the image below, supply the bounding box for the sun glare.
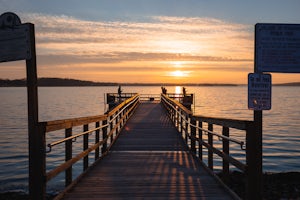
[175,86,182,94]
[169,70,189,77]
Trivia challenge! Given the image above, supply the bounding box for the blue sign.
[248,73,272,110]
[255,23,300,73]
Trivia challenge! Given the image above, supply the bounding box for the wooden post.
[245,39,263,199]
[115,113,119,135]
[83,124,89,171]
[180,110,183,134]
[65,128,72,187]
[185,117,189,144]
[208,123,213,170]
[95,122,100,160]
[26,23,46,200]
[222,126,230,180]
[120,109,124,128]
[190,117,196,153]
[102,119,108,154]
[246,114,262,200]
[110,115,113,143]
[184,115,188,143]
[0,14,46,199]
[198,121,203,160]
[176,108,179,128]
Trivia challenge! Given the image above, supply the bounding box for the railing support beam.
[198,121,203,160]
[95,122,100,160]
[65,128,72,187]
[208,123,213,170]
[190,118,196,153]
[222,126,230,180]
[83,124,89,171]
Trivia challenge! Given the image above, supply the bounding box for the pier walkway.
[60,103,234,199]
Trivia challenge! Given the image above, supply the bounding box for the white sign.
[248,73,272,110]
[255,23,300,73]
[0,24,31,62]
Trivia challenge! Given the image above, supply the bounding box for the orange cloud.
[1,13,298,83]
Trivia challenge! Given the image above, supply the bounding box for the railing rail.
[33,94,140,198]
[161,94,258,200]
[139,94,161,102]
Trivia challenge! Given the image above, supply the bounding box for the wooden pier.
[60,103,234,199]
[30,94,261,200]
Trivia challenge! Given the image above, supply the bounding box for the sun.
[169,70,189,77]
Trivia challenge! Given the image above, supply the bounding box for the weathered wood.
[94,122,100,160]
[208,123,213,170]
[107,94,139,117]
[83,124,89,171]
[198,121,203,160]
[46,140,106,182]
[65,128,72,187]
[190,118,196,153]
[246,113,263,200]
[44,115,107,133]
[25,23,46,200]
[197,138,246,172]
[101,120,107,154]
[193,115,250,130]
[62,152,234,200]
[161,94,193,116]
[223,126,230,179]
[59,103,235,200]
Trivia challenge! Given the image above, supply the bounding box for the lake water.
[0,86,299,194]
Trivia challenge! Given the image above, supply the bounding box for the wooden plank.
[60,103,234,200]
[62,153,233,200]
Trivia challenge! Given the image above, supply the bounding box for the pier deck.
[61,103,234,199]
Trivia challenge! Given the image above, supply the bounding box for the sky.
[1,0,300,84]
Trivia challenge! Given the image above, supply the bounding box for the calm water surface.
[0,86,299,193]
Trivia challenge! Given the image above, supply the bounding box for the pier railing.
[32,94,140,199]
[161,94,259,200]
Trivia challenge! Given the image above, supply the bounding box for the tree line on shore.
[1,77,299,87]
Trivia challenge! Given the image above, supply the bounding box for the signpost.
[247,23,300,200]
[0,12,45,200]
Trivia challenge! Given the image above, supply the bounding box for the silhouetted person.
[183,87,186,96]
[161,87,167,95]
[118,85,122,103]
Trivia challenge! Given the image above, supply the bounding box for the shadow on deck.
[60,103,235,200]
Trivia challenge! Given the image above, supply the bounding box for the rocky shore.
[218,171,300,200]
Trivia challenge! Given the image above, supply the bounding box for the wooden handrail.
[34,93,140,199]
[41,94,139,132]
[161,93,257,200]
[161,94,193,115]
[193,115,252,130]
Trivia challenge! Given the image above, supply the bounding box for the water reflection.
[175,86,182,95]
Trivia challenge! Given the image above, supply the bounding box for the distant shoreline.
[1,78,299,87]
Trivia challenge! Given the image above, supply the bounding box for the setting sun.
[169,70,190,77]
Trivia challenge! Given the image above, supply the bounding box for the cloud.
[21,13,253,57]
[1,12,255,82]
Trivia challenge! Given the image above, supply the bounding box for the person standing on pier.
[118,85,122,103]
